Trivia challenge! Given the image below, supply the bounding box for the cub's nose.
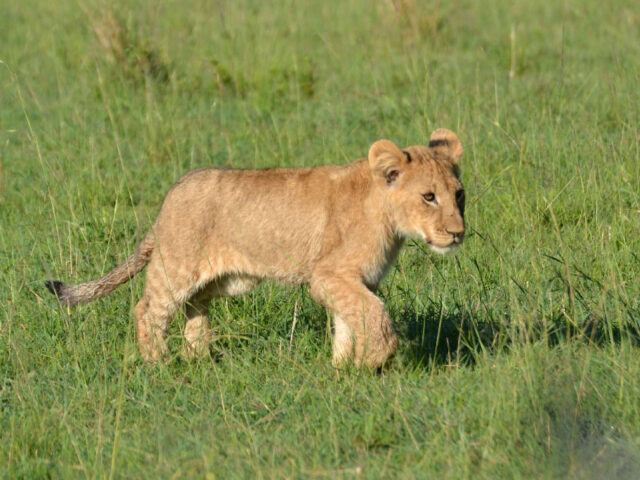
[446,228,465,242]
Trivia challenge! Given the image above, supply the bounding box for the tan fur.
[48,129,465,368]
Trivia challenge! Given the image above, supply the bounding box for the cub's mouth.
[423,236,463,254]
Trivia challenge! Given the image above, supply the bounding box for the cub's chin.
[412,231,461,254]
[427,243,459,255]
[422,234,461,254]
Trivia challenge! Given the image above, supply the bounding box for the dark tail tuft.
[46,280,65,298]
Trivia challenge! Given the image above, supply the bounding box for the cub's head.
[369,129,465,254]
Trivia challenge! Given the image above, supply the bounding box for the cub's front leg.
[310,271,398,368]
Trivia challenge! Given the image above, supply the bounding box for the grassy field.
[2,0,640,477]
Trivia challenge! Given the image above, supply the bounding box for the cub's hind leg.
[183,274,261,359]
[183,285,216,359]
[135,254,198,362]
[135,292,176,363]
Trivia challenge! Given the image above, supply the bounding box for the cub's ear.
[368,139,406,185]
[429,128,463,165]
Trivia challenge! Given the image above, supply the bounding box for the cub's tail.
[46,231,155,306]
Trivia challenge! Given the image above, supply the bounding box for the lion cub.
[47,129,465,368]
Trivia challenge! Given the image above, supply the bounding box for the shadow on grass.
[394,304,500,369]
[394,301,640,370]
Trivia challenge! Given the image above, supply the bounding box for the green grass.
[1,0,640,477]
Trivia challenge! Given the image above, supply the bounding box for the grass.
[1,0,640,477]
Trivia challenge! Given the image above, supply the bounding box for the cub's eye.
[423,192,436,202]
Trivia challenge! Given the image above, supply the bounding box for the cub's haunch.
[47,129,466,368]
